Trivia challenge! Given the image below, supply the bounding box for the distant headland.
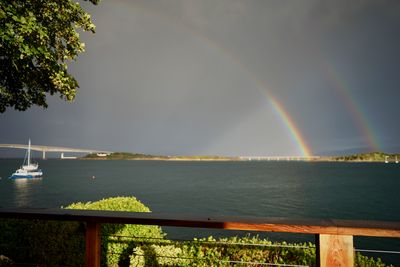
[329,152,399,163]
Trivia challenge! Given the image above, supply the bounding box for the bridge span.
[0,143,111,159]
[239,156,321,161]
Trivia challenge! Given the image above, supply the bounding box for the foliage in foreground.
[129,236,314,267]
[0,196,395,267]
[129,236,393,267]
[0,218,84,266]
[0,0,98,112]
[0,197,163,267]
[66,197,165,267]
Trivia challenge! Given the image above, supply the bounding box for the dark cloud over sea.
[1,0,399,157]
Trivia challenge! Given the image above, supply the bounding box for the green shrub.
[0,255,16,267]
[130,242,189,267]
[0,218,84,266]
[66,196,165,267]
[0,197,164,267]
[176,236,315,267]
[355,253,393,267]
[128,235,394,267]
[126,235,314,267]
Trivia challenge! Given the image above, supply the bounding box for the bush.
[355,253,393,267]
[177,236,315,267]
[126,235,315,267]
[66,196,165,267]
[130,243,188,267]
[0,255,16,267]
[128,235,394,267]
[0,218,84,266]
[0,197,164,267]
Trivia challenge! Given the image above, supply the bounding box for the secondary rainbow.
[323,62,380,152]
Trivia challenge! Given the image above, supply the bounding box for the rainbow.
[268,95,313,157]
[111,1,313,156]
[323,62,380,152]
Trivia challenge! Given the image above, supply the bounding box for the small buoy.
[92,175,96,179]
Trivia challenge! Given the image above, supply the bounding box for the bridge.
[239,156,321,161]
[0,143,112,159]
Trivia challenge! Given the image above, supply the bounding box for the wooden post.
[85,222,101,267]
[316,234,354,267]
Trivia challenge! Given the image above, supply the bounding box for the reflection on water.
[12,178,42,207]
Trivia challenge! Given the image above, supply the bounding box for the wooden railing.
[0,208,399,267]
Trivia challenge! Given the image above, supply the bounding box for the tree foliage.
[0,0,99,112]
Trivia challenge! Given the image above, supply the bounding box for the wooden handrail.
[1,208,399,267]
[0,208,399,238]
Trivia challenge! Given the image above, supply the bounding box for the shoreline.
[2,152,399,163]
[78,157,396,163]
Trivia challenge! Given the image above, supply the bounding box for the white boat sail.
[10,139,43,179]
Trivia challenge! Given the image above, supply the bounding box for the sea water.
[0,159,399,264]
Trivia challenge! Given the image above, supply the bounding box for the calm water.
[0,159,399,263]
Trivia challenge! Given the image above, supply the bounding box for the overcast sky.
[1,0,400,157]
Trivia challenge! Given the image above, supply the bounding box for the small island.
[330,152,400,163]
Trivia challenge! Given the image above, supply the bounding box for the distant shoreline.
[81,153,241,162]
[1,152,398,163]
[79,152,400,163]
[80,157,238,162]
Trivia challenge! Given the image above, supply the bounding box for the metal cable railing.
[104,233,313,249]
[106,234,311,248]
[355,248,400,255]
[103,233,315,267]
[3,235,399,267]
[0,209,399,267]
[354,247,400,266]
[103,234,400,266]
[2,232,312,267]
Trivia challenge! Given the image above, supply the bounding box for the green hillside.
[332,152,400,162]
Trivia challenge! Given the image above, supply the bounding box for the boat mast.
[28,139,31,166]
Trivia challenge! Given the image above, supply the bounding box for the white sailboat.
[9,139,43,179]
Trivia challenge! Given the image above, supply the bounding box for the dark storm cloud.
[1,0,399,156]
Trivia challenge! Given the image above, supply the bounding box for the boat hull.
[9,175,42,179]
[9,171,43,179]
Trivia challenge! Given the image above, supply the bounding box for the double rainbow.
[111,1,314,157]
